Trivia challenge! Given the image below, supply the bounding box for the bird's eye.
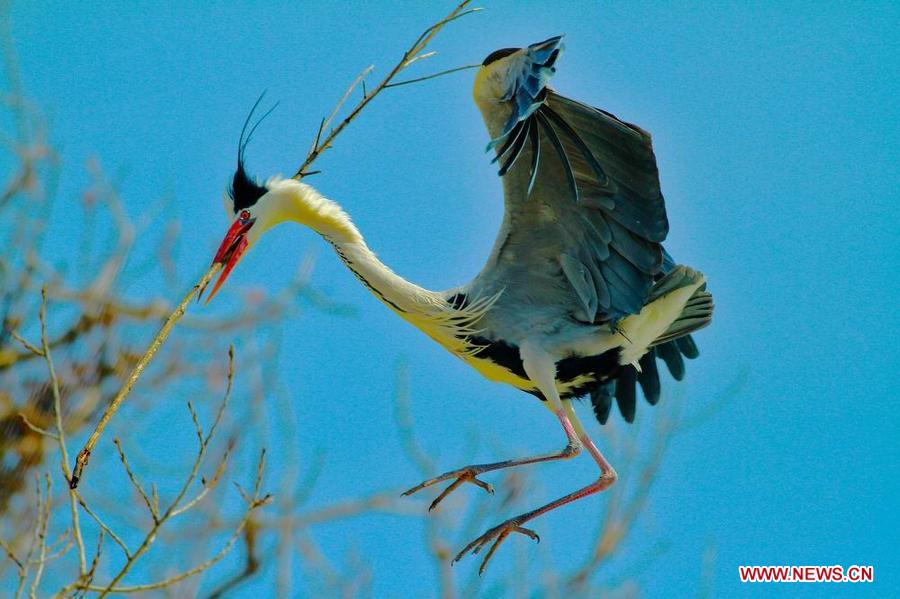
[240,210,251,222]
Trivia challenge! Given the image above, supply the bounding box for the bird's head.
[204,159,268,303]
[204,96,361,303]
[204,94,280,303]
[473,36,563,133]
[473,46,521,105]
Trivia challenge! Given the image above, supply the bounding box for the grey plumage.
[209,35,717,568]
[466,35,713,424]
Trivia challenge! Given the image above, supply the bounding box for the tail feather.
[588,262,713,425]
[645,265,703,303]
[653,285,713,347]
[617,265,709,365]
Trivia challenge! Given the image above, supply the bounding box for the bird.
[204,36,713,573]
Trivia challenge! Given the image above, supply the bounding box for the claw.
[453,519,541,574]
[470,477,495,495]
[403,467,495,511]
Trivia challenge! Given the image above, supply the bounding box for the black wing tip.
[613,367,637,423]
[637,351,661,406]
[535,110,578,201]
[592,335,702,426]
[657,342,686,381]
[677,335,700,359]
[590,384,614,425]
[495,119,531,176]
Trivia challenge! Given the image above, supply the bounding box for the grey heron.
[207,36,713,572]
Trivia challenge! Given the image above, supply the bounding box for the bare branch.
[13,476,41,599]
[9,329,42,356]
[393,360,434,476]
[18,412,58,440]
[79,499,267,595]
[0,537,24,575]
[403,50,438,67]
[79,529,105,597]
[113,438,158,523]
[75,493,131,560]
[292,1,480,179]
[291,492,414,527]
[204,520,260,599]
[93,347,238,597]
[70,262,223,488]
[38,287,87,574]
[384,63,480,89]
[317,64,374,145]
[27,473,51,599]
[85,443,270,596]
[169,445,231,518]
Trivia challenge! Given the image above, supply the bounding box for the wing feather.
[676,335,700,359]
[600,250,647,315]
[487,36,564,148]
[536,111,578,201]
[608,219,663,274]
[526,116,541,195]
[495,120,530,176]
[474,38,671,322]
[637,349,661,405]
[541,105,609,186]
[615,367,637,423]
[577,212,611,256]
[560,253,598,322]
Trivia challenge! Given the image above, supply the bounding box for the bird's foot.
[402,466,494,511]
[452,516,540,574]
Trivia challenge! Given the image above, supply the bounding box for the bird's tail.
[589,265,714,424]
[648,267,714,346]
[616,266,712,366]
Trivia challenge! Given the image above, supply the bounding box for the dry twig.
[37,288,87,573]
[292,0,480,179]
[70,262,222,488]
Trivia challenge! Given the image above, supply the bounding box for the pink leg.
[453,407,617,574]
[403,409,582,511]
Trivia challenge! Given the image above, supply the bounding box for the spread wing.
[474,37,669,323]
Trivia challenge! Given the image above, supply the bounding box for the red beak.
[201,217,255,304]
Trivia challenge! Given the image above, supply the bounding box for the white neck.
[264,178,440,316]
[260,178,497,355]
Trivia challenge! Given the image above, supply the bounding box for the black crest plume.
[229,92,279,213]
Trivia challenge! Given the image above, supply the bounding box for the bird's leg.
[402,409,582,511]
[453,348,618,574]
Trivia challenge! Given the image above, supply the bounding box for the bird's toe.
[453,517,541,573]
[404,466,495,511]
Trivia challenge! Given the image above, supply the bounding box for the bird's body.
[207,35,713,571]
[254,177,704,412]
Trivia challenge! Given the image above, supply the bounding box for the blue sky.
[7,0,898,596]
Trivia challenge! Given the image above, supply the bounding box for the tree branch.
[70,262,222,488]
[292,0,480,179]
